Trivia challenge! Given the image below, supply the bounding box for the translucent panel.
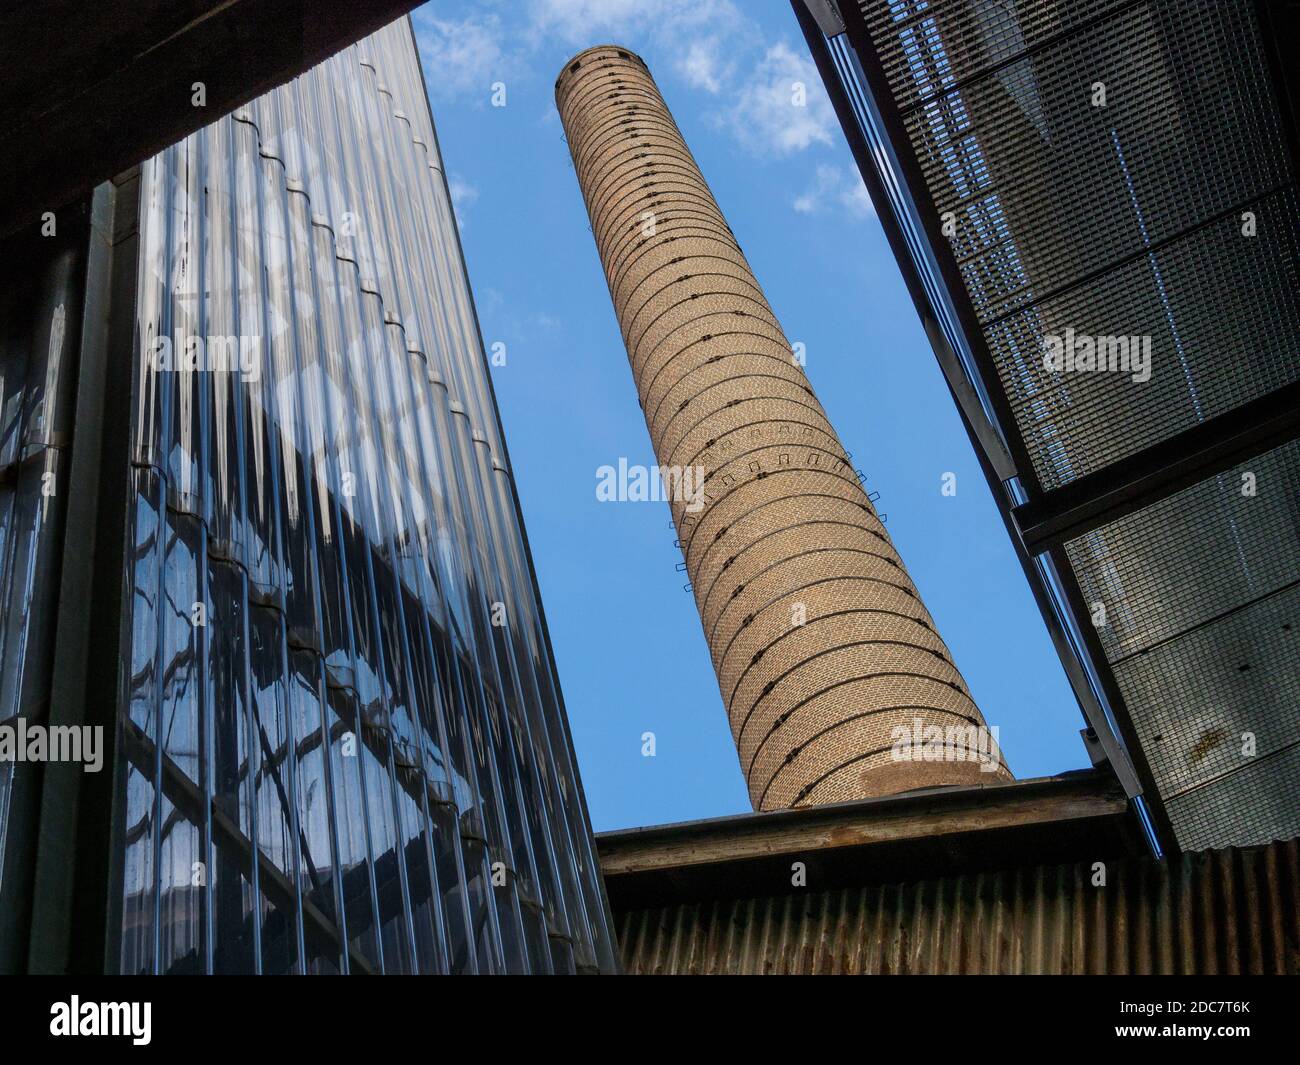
[103,16,615,974]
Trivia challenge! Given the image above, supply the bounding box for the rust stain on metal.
[1188,727,1227,765]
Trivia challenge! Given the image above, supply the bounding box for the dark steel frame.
[0,180,131,973]
[24,179,124,974]
[11,172,141,974]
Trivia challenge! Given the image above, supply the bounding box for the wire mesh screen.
[985,188,1300,488]
[862,0,1300,489]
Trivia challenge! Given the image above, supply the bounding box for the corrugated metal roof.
[614,836,1300,974]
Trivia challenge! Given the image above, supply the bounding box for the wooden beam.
[600,774,1128,876]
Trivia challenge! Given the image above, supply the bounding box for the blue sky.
[411,0,1083,832]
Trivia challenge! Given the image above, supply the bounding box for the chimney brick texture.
[556,46,1011,809]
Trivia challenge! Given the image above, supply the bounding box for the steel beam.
[1011,379,1300,555]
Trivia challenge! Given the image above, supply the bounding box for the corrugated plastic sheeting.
[116,19,615,974]
[616,837,1300,974]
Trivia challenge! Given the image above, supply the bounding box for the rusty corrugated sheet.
[615,837,1300,974]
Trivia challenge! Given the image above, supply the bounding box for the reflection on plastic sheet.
[113,19,615,974]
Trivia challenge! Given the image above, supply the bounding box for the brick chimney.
[556,46,1011,809]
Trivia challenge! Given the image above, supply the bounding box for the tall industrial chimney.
[556,46,1010,809]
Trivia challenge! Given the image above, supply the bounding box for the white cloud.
[841,176,874,218]
[448,175,479,211]
[529,0,739,46]
[723,42,835,156]
[414,1,745,104]
[676,38,729,94]
[413,12,510,99]
[792,164,875,219]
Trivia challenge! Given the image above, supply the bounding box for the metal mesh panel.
[846,0,1300,851]
[1067,441,1300,849]
[1165,747,1300,854]
[986,189,1300,487]
[862,0,1126,114]
[1115,587,1300,806]
[886,0,1290,317]
[861,0,1300,490]
[1069,440,1300,658]
[557,46,1010,809]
